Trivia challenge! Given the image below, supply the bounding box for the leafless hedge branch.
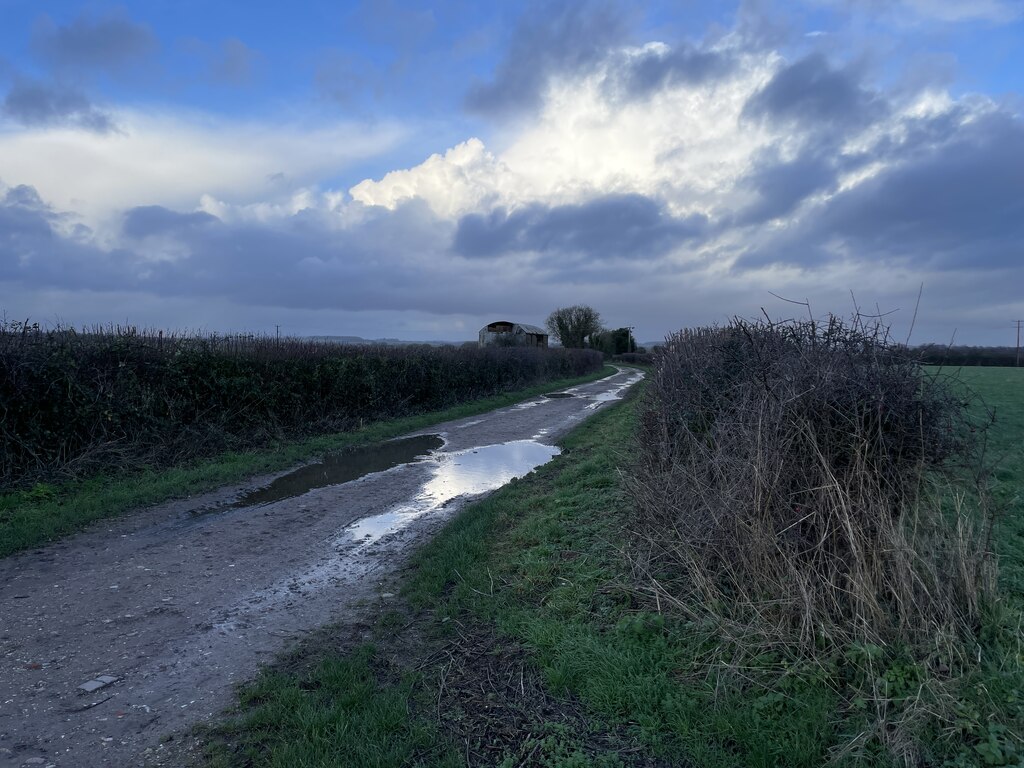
[627,315,997,651]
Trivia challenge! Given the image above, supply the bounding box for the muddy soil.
[0,368,642,768]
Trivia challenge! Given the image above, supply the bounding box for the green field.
[200,366,1023,767]
[940,367,1024,601]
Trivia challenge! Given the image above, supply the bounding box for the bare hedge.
[629,316,996,649]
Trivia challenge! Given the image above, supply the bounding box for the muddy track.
[0,368,643,768]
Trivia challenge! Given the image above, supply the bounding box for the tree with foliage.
[593,327,637,356]
[546,305,603,349]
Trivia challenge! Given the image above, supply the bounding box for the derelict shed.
[479,321,549,348]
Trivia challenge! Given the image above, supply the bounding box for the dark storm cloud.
[453,194,707,259]
[122,206,220,238]
[605,44,736,100]
[742,53,886,130]
[739,110,1024,270]
[466,0,629,116]
[2,78,114,132]
[31,11,157,74]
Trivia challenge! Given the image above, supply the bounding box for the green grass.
[939,366,1024,600]
[203,367,1024,768]
[205,646,460,768]
[0,366,614,558]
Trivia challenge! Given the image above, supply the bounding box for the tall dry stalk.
[628,316,997,651]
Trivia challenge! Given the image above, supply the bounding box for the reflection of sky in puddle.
[513,399,552,410]
[585,371,645,409]
[344,440,560,544]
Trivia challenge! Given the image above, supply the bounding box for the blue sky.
[1,0,1022,343]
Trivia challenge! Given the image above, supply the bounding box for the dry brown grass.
[628,316,997,652]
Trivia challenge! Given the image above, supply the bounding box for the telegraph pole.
[626,326,636,353]
[1016,320,1022,367]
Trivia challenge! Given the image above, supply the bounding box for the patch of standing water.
[586,370,645,408]
[543,392,574,398]
[230,435,444,509]
[344,440,560,544]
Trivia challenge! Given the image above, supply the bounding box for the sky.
[0,0,1022,344]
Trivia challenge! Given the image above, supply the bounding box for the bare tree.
[546,305,603,349]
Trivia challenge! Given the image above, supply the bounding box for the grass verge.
[0,366,614,558]
[201,367,1023,767]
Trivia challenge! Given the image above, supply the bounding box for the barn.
[478,321,549,348]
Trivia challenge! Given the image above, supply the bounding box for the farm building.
[478,321,549,348]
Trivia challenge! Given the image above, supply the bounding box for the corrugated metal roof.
[517,323,547,335]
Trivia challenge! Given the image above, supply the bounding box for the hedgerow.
[0,321,602,487]
[628,316,1018,764]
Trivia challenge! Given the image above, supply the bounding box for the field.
[943,366,1024,600]
[198,358,1023,766]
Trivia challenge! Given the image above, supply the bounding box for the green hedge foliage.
[0,322,603,487]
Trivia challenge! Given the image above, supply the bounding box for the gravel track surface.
[0,368,642,767]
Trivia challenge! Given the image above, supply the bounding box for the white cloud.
[349,48,780,224]
[349,138,512,218]
[0,109,406,233]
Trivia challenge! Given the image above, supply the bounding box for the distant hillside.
[307,335,463,347]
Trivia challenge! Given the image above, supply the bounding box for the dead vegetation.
[627,316,1004,762]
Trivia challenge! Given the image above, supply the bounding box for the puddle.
[231,435,444,508]
[513,399,551,410]
[543,392,574,399]
[345,440,560,544]
[585,370,645,409]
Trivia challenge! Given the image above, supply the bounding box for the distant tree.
[590,327,637,357]
[546,305,603,349]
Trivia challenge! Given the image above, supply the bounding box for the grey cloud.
[605,44,736,100]
[733,0,797,49]
[2,78,115,132]
[315,51,374,106]
[815,112,1024,268]
[355,0,436,51]
[31,11,157,74]
[736,153,837,224]
[742,53,886,130]
[210,38,259,85]
[466,0,629,116]
[0,186,54,245]
[122,206,220,238]
[739,110,1024,271]
[3,188,506,315]
[454,194,706,259]
[0,185,133,291]
[4,185,48,208]
[2,185,656,321]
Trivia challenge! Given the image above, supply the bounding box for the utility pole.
[626,326,636,353]
[1016,320,1022,367]
[275,324,281,345]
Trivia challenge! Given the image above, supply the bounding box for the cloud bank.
[1,2,1022,344]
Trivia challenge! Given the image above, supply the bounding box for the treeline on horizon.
[0,320,603,489]
[914,344,1021,367]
